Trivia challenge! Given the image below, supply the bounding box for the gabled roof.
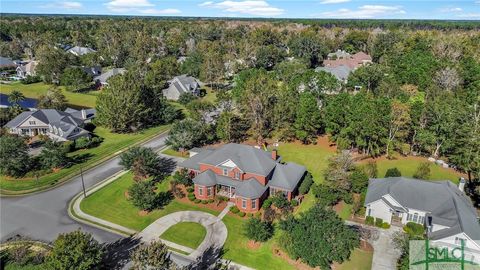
[199,143,277,176]
[67,46,96,56]
[168,75,199,95]
[236,178,268,199]
[316,65,353,81]
[94,68,125,84]
[365,177,480,241]
[268,162,306,191]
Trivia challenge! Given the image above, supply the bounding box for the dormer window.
[223,168,228,176]
[234,172,240,179]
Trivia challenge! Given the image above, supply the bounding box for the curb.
[1,129,170,197]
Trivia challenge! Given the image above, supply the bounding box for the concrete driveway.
[0,132,169,244]
[138,210,228,260]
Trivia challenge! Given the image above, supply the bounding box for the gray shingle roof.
[268,162,306,191]
[94,68,125,84]
[365,177,480,241]
[199,143,276,176]
[236,178,268,199]
[193,170,217,186]
[181,149,215,171]
[316,65,353,81]
[68,46,96,56]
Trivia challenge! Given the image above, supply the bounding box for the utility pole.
[80,166,86,198]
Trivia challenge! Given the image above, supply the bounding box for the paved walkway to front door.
[138,202,234,261]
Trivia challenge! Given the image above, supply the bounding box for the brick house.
[179,143,306,213]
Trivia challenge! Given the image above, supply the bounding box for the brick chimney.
[271,149,277,160]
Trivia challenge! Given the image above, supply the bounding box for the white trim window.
[242,199,246,209]
[234,172,240,179]
[223,168,228,176]
[251,199,256,209]
[199,187,203,196]
[207,187,212,196]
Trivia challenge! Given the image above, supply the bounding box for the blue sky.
[1,0,479,20]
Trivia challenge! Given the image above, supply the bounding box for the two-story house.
[179,143,306,213]
[365,177,480,252]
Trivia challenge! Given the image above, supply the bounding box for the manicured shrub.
[230,206,240,214]
[298,172,313,195]
[201,200,208,204]
[238,212,246,217]
[290,199,299,207]
[272,194,289,209]
[243,217,274,242]
[403,222,425,237]
[375,218,383,227]
[194,199,201,204]
[186,187,194,193]
[188,195,195,201]
[385,167,402,177]
[208,199,215,203]
[247,213,254,218]
[381,222,391,229]
[365,216,374,226]
[262,198,273,209]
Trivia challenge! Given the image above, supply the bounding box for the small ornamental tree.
[120,146,162,180]
[130,240,172,270]
[128,181,157,211]
[413,162,431,180]
[243,217,274,242]
[38,140,69,170]
[385,167,402,177]
[46,230,103,270]
[166,119,206,151]
[350,168,369,193]
[279,205,360,269]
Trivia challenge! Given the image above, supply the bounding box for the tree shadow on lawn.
[102,237,141,270]
[152,157,178,182]
[68,153,94,166]
[187,246,226,270]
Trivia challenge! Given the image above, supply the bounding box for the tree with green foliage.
[346,64,388,93]
[166,119,207,151]
[215,112,249,143]
[294,91,322,144]
[7,90,25,116]
[295,70,340,98]
[254,45,283,70]
[46,230,103,270]
[180,52,203,78]
[385,167,402,177]
[244,217,274,242]
[298,172,313,195]
[413,162,430,180]
[120,146,162,180]
[288,31,326,67]
[144,56,179,92]
[35,45,70,83]
[0,135,30,177]
[38,140,69,170]
[350,168,369,193]
[128,181,158,210]
[60,67,92,92]
[130,240,173,270]
[37,87,67,111]
[324,151,355,192]
[312,184,342,207]
[279,205,360,268]
[342,30,369,53]
[96,71,176,133]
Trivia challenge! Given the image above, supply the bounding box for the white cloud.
[199,1,284,16]
[440,7,463,12]
[320,5,406,19]
[320,0,350,4]
[105,0,154,12]
[60,1,82,9]
[139,8,181,14]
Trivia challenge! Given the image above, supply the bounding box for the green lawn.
[161,148,189,158]
[201,86,217,103]
[336,248,373,270]
[0,125,169,194]
[1,81,97,108]
[161,222,207,250]
[368,155,462,183]
[276,141,335,214]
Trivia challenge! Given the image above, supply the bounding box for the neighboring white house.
[365,177,480,254]
[162,75,200,101]
[16,60,38,79]
[4,108,95,142]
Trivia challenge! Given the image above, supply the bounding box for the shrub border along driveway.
[0,128,170,196]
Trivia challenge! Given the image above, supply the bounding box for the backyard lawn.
[1,81,98,108]
[161,222,207,250]
[335,248,373,270]
[0,125,169,194]
[368,155,463,183]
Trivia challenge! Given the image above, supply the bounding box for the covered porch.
[216,184,236,198]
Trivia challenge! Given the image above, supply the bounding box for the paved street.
[0,132,169,244]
